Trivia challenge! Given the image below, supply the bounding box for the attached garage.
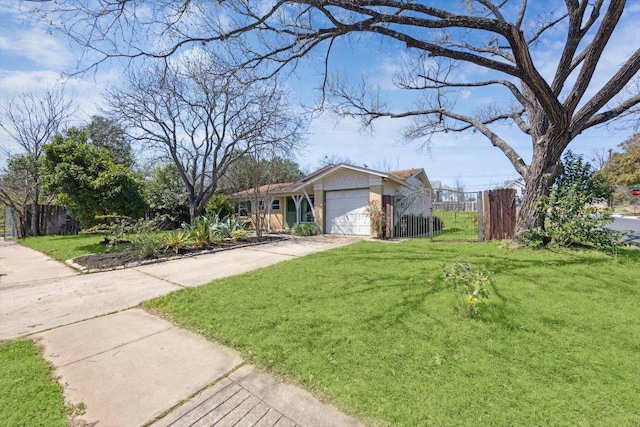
[325,189,370,236]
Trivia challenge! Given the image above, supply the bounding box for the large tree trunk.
[16,207,28,239]
[515,136,566,238]
[515,171,551,237]
[188,204,197,226]
[30,174,42,236]
[30,200,40,237]
[189,198,208,225]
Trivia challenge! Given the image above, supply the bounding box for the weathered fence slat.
[482,189,516,241]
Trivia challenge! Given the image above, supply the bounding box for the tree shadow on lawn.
[357,244,636,345]
[487,255,611,274]
[76,243,111,255]
[358,275,447,326]
[476,282,526,332]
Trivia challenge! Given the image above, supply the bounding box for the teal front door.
[285,197,297,228]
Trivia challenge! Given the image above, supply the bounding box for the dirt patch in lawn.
[71,235,286,272]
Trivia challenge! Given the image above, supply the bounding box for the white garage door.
[326,189,370,235]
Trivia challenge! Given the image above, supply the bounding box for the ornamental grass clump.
[291,223,317,236]
[231,229,248,241]
[162,230,190,254]
[443,261,490,318]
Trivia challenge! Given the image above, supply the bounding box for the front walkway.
[0,236,365,426]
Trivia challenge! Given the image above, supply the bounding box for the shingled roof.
[230,164,428,198]
[387,168,422,181]
[230,181,298,198]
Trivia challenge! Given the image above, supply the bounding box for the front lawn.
[20,234,108,261]
[145,240,640,427]
[0,340,68,427]
[432,210,478,241]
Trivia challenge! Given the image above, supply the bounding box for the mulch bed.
[71,235,286,271]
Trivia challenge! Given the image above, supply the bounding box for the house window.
[302,196,314,223]
[271,199,280,211]
[258,200,265,211]
[237,201,251,216]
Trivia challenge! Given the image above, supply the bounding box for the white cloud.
[0,2,77,70]
[0,28,74,69]
[0,69,65,92]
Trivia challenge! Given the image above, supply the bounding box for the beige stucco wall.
[313,188,324,233]
[322,168,370,191]
[369,176,383,203]
[266,196,286,230]
[236,196,286,232]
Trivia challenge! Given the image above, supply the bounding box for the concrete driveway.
[0,236,359,340]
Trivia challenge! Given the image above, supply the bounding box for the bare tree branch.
[563,0,626,115]
[0,86,76,236]
[107,51,305,223]
[42,0,640,236]
[572,48,640,133]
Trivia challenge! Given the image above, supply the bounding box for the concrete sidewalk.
[36,309,363,427]
[133,237,354,287]
[2,236,365,426]
[0,239,77,285]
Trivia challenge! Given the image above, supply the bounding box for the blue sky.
[1,2,638,191]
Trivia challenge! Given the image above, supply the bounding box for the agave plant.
[162,230,191,254]
[182,216,211,248]
[210,213,246,239]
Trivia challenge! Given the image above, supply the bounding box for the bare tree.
[45,1,640,237]
[107,51,304,224]
[0,87,76,236]
[591,148,610,171]
[244,153,294,237]
[223,152,303,236]
[0,156,34,238]
[372,158,401,172]
[454,176,466,204]
[318,154,355,168]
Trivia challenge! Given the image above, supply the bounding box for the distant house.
[431,181,458,202]
[229,163,433,237]
[503,178,525,204]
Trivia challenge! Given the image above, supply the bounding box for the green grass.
[20,234,107,260]
[145,240,640,427]
[0,340,68,427]
[19,232,169,261]
[432,210,479,240]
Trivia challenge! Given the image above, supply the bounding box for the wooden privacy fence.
[4,205,79,238]
[482,188,516,241]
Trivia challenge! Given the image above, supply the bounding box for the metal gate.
[386,189,516,242]
[430,191,482,241]
[385,190,482,241]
